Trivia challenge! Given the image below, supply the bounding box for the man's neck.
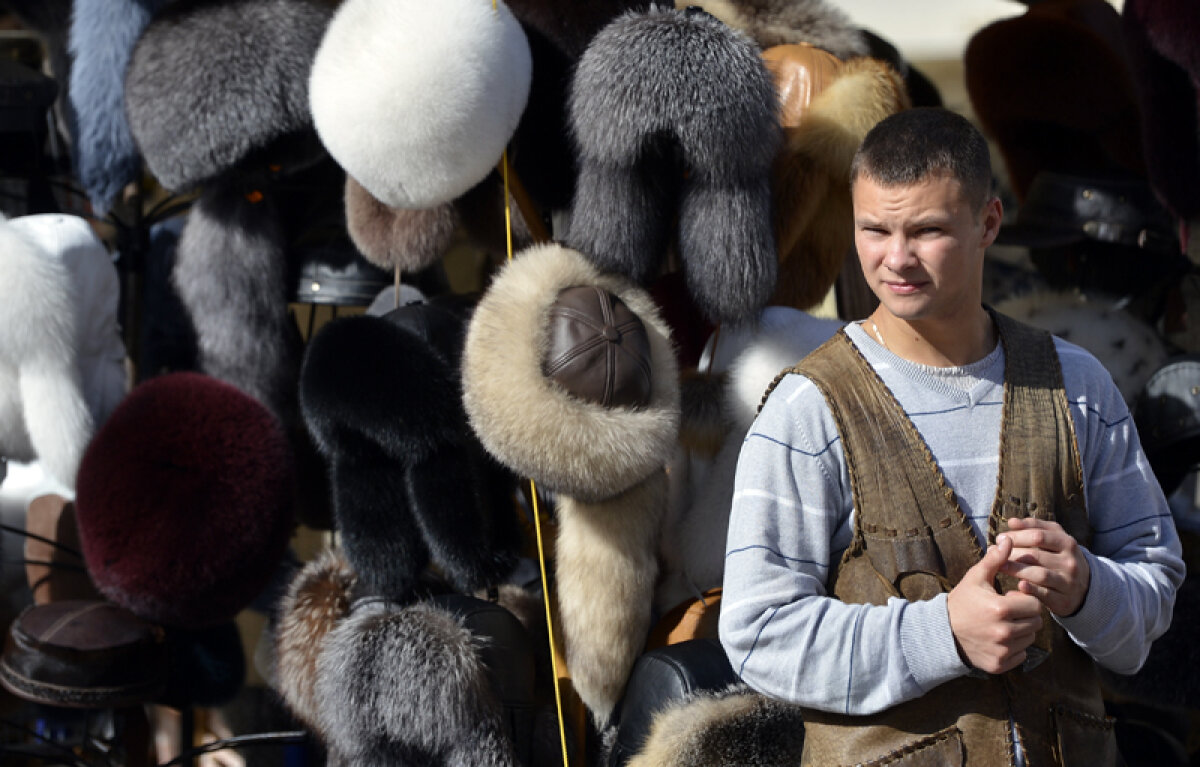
[870,307,996,368]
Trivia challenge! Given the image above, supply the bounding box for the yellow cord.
[494,6,569,753]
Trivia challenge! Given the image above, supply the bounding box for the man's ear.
[980,196,1004,248]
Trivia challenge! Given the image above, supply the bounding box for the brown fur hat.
[274,548,358,731]
[344,175,459,272]
[965,0,1147,201]
[462,243,679,503]
[674,0,868,58]
[771,56,908,310]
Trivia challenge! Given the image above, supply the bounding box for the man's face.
[852,173,1001,326]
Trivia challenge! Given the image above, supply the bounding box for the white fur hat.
[309,0,532,209]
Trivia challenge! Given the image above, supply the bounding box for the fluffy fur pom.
[771,56,908,310]
[625,684,806,767]
[566,6,780,324]
[299,309,519,599]
[0,217,93,489]
[275,548,358,730]
[344,175,460,272]
[172,178,298,419]
[125,0,332,192]
[555,472,666,726]
[74,372,295,629]
[462,243,680,502]
[674,0,868,58]
[314,600,519,767]
[309,0,531,209]
[67,0,172,213]
[993,291,1168,404]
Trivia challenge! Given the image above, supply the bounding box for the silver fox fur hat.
[566,5,780,325]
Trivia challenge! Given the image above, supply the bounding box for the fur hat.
[566,5,780,325]
[125,0,332,192]
[298,302,520,600]
[1122,0,1200,221]
[770,55,908,310]
[74,371,295,629]
[172,177,299,420]
[964,0,1147,201]
[462,243,679,502]
[625,684,806,766]
[314,598,520,767]
[275,548,358,730]
[0,214,93,489]
[344,175,460,273]
[66,0,173,213]
[309,0,531,209]
[993,290,1169,404]
[673,0,868,58]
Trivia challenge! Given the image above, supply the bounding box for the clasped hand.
[946,517,1090,674]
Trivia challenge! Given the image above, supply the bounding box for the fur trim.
[275,548,357,730]
[74,372,295,629]
[674,0,868,58]
[344,174,460,272]
[462,243,680,502]
[299,310,519,599]
[315,600,519,767]
[626,683,805,767]
[310,0,531,209]
[771,56,908,310]
[555,471,666,726]
[172,178,298,419]
[0,217,92,489]
[566,6,780,324]
[993,291,1169,404]
[125,0,332,192]
[66,0,172,213]
[678,370,731,458]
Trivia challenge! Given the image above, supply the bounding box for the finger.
[1001,526,1067,554]
[971,535,1013,584]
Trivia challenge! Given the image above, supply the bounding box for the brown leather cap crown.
[543,286,653,408]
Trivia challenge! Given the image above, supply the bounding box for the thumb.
[968,535,1011,586]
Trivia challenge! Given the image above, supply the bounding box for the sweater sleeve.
[1053,343,1186,673]
[718,374,970,715]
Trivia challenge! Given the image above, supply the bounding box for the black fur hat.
[566,6,780,324]
[298,299,520,601]
[125,0,332,192]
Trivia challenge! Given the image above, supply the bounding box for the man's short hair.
[850,108,993,210]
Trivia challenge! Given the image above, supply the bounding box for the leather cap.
[0,600,166,708]
[543,286,653,408]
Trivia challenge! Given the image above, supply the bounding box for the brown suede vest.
[778,312,1120,767]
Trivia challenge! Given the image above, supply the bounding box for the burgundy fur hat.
[74,372,295,629]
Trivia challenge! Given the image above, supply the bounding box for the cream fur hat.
[309,0,532,209]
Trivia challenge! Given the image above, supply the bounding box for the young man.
[718,108,1184,766]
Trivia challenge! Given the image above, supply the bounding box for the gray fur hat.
[125,0,332,192]
[566,6,780,324]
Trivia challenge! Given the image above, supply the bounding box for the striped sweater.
[719,320,1185,716]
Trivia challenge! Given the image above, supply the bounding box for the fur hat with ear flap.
[314,599,521,767]
[566,6,780,325]
[67,0,173,213]
[299,299,521,602]
[770,55,908,311]
[309,0,531,210]
[275,548,358,733]
[462,243,678,724]
[172,175,299,420]
[0,215,93,490]
[125,0,333,193]
[672,0,868,58]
